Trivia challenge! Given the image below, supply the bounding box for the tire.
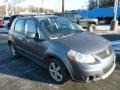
[9,43,20,57]
[88,24,96,32]
[48,59,69,84]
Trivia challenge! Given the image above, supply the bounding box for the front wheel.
[48,59,69,84]
[88,24,96,32]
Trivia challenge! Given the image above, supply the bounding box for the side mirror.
[26,32,36,39]
[39,35,45,41]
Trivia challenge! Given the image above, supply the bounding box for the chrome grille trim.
[95,46,113,59]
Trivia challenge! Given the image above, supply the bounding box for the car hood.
[53,31,109,54]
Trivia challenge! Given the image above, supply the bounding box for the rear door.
[13,19,26,52]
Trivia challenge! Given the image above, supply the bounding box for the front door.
[24,19,46,64]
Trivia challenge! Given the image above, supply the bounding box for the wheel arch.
[44,53,73,79]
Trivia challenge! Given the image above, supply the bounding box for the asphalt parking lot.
[0,29,120,90]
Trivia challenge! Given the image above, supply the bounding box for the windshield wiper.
[55,33,74,38]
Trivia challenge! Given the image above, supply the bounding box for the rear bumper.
[69,53,116,82]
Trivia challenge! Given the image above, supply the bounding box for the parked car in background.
[55,12,98,32]
[7,15,24,29]
[8,15,116,84]
[3,16,10,27]
[0,20,3,28]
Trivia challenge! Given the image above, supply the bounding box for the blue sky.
[0,0,89,11]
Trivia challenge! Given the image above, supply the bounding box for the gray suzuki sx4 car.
[8,15,116,84]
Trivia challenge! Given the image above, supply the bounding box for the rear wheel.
[9,43,20,57]
[48,59,69,84]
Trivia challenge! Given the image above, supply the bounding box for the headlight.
[67,49,95,63]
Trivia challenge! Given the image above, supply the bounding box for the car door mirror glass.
[39,35,45,41]
[27,32,36,39]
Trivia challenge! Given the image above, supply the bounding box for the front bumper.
[70,52,116,82]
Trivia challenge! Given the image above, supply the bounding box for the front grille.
[103,61,114,74]
[95,46,113,59]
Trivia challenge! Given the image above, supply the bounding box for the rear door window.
[14,19,25,34]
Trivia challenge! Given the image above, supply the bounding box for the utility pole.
[5,0,9,16]
[27,5,29,14]
[11,0,14,15]
[110,0,119,31]
[97,0,99,8]
[114,0,119,21]
[42,0,44,13]
[62,0,64,13]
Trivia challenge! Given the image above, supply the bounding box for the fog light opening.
[89,76,94,81]
[86,76,94,82]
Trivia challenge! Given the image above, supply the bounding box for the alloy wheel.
[10,44,16,56]
[49,62,63,82]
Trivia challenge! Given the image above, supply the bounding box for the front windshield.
[44,17,84,38]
